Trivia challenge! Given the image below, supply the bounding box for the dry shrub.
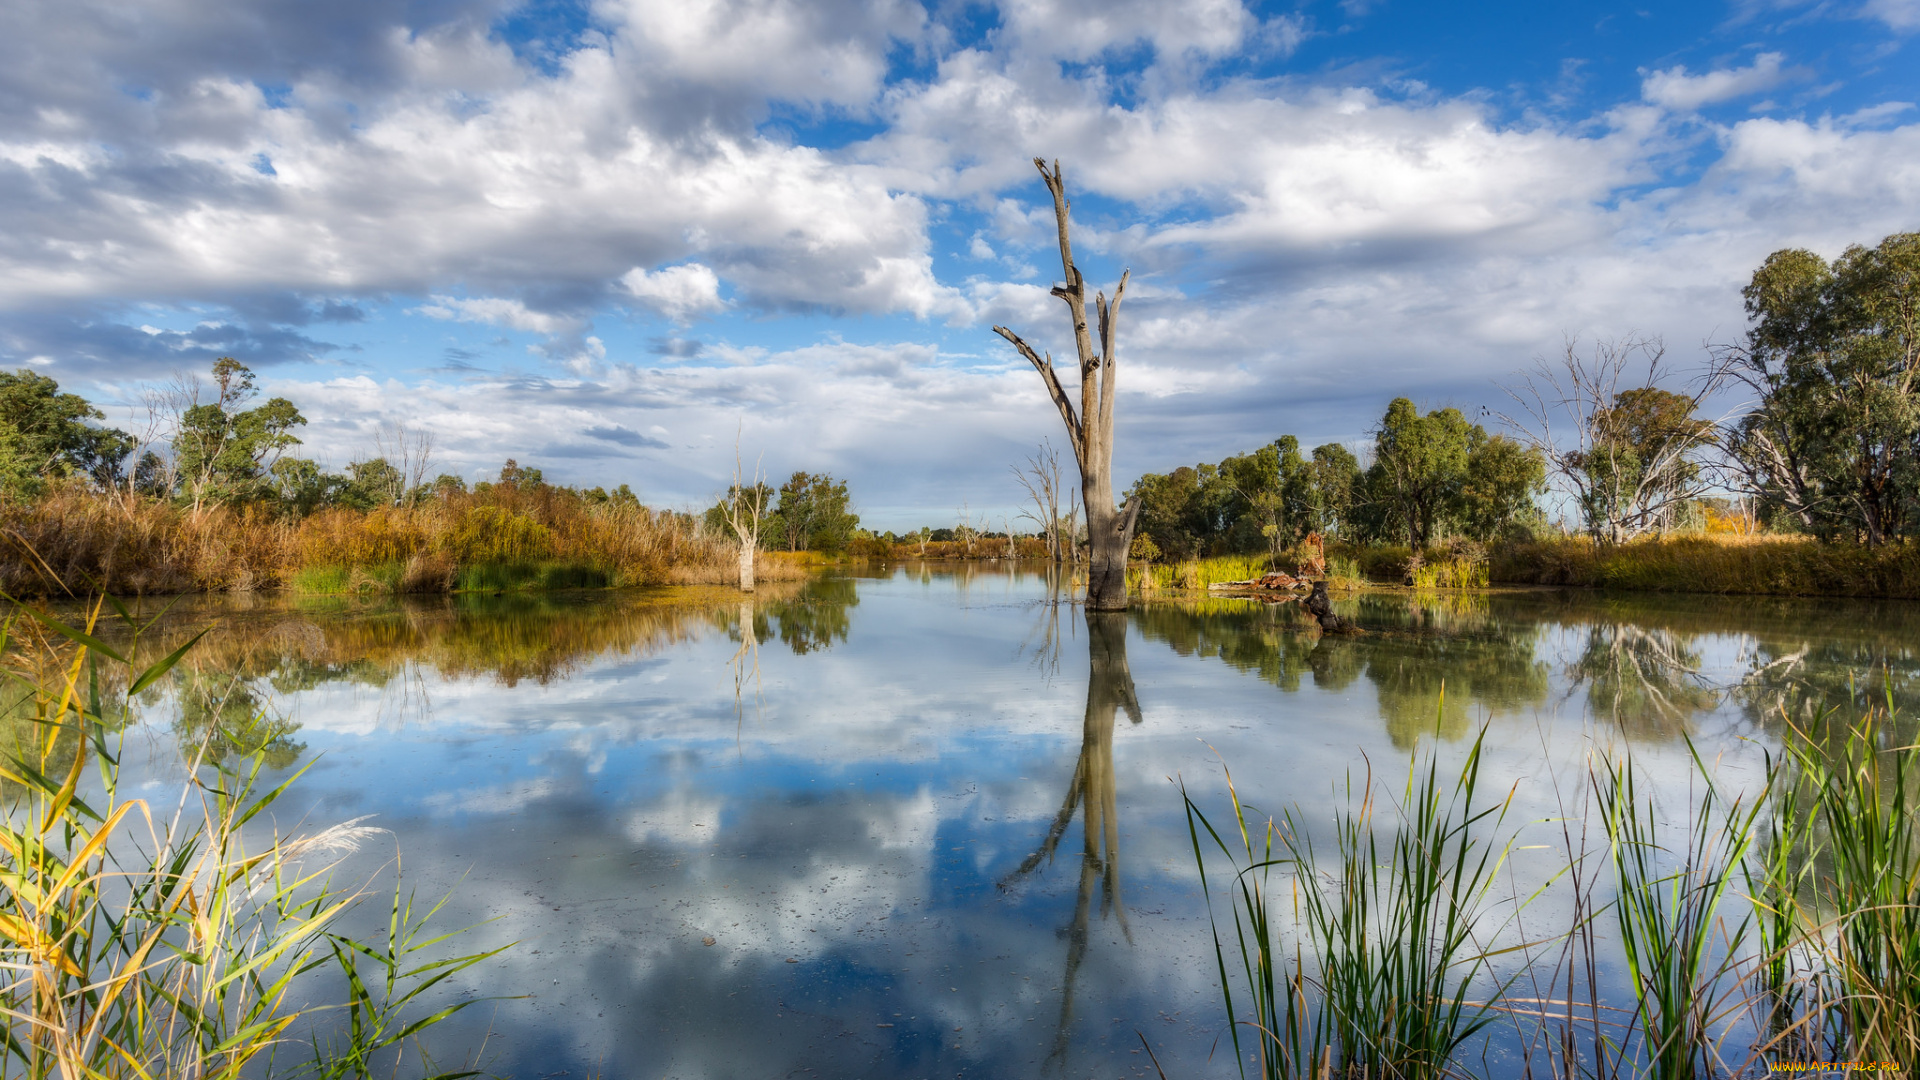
[0,484,296,596]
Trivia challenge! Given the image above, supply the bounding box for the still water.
[111,567,1919,1079]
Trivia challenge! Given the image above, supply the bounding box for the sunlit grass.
[0,597,508,1077]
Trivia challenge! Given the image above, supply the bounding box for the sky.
[3,0,1918,529]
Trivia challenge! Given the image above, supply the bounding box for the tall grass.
[0,597,506,1077]
[1599,750,1763,1080]
[1188,709,1920,1080]
[1748,705,1920,1066]
[1132,555,1275,593]
[1184,728,1521,1080]
[0,481,768,596]
[1492,536,1920,599]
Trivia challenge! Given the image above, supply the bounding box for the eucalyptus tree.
[993,159,1139,611]
[171,357,306,512]
[0,369,133,497]
[1367,398,1476,550]
[1720,232,1920,544]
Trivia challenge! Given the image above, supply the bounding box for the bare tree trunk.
[723,436,767,592]
[994,159,1139,612]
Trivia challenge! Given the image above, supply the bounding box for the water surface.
[106,569,1920,1078]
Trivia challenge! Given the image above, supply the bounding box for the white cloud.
[417,296,578,335]
[1640,52,1796,112]
[1863,0,1920,30]
[621,264,727,323]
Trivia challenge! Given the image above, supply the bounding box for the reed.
[1749,704,1920,1066]
[1133,555,1275,593]
[0,598,506,1077]
[1598,749,1764,1080]
[1184,726,1521,1080]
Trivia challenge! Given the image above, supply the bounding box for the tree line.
[1128,229,1920,560]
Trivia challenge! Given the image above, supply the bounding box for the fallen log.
[1207,572,1308,593]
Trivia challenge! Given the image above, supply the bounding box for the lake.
[103,566,1920,1079]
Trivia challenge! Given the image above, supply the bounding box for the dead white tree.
[1011,439,1067,564]
[721,438,769,592]
[375,421,436,507]
[993,159,1138,610]
[1498,335,1725,545]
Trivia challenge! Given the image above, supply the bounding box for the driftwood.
[1207,572,1310,593]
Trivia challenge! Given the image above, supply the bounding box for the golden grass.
[1492,535,1920,598]
[0,483,753,596]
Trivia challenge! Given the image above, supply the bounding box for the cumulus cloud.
[6,0,1920,523]
[1640,52,1798,111]
[1863,0,1920,30]
[620,264,726,323]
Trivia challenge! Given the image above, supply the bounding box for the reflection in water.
[1000,611,1140,1071]
[1570,623,1717,738]
[30,569,1920,1077]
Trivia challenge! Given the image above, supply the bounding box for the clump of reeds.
[1183,728,1521,1080]
[1188,705,1920,1080]
[1598,749,1765,1080]
[0,598,506,1077]
[1746,703,1920,1067]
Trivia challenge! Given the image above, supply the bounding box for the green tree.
[173,358,306,510]
[1725,232,1920,544]
[0,370,134,497]
[1460,435,1547,541]
[1367,398,1479,549]
[267,458,347,515]
[1305,442,1362,537]
[771,472,859,553]
[1570,387,1712,541]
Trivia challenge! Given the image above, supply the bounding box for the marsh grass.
[1188,704,1920,1080]
[1491,536,1920,598]
[1133,555,1276,593]
[0,597,507,1077]
[0,481,745,596]
[1184,727,1523,1080]
[1597,750,1764,1080]
[1746,704,1920,1067]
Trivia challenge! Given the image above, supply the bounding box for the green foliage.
[769,471,859,553]
[0,369,134,498]
[1131,436,1360,561]
[173,357,308,507]
[1572,385,1715,543]
[1731,232,1920,545]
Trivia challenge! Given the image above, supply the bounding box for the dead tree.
[994,159,1140,611]
[1011,438,1067,563]
[722,439,768,592]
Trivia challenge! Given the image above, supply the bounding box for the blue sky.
[2,0,1917,528]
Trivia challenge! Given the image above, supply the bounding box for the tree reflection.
[171,671,306,769]
[999,611,1139,1072]
[1568,623,1718,738]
